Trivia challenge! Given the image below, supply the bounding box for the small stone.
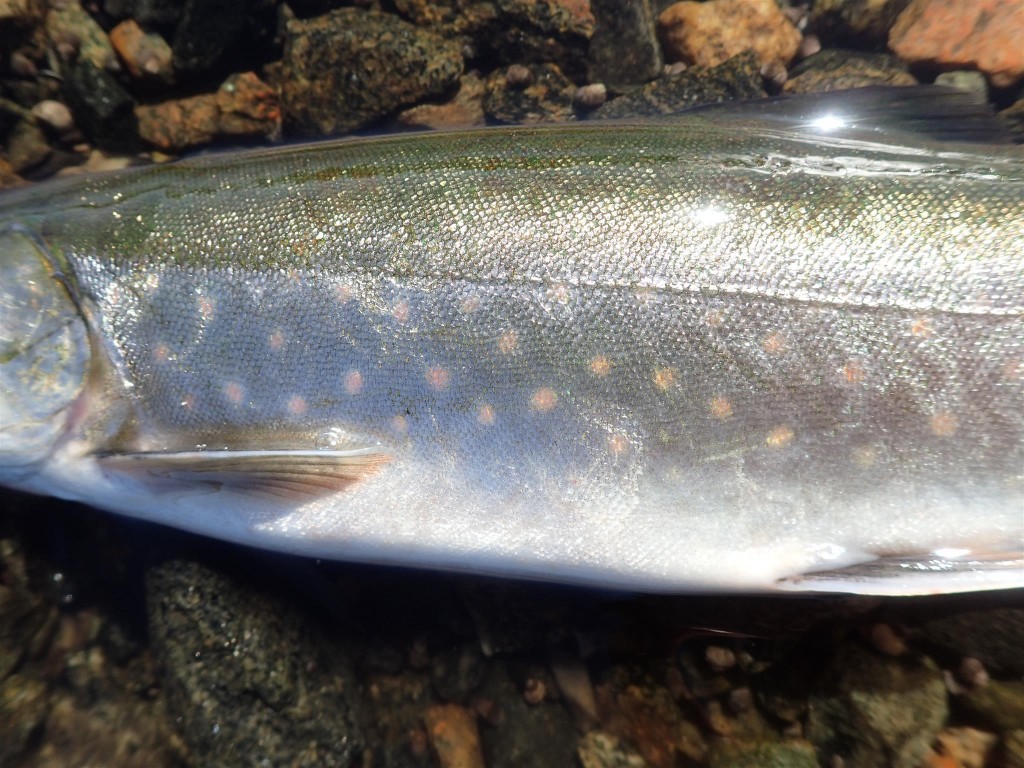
[10,51,37,77]
[523,677,546,705]
[574,83,607,110]
[6,119,51,173]
[866,623,908,657]
[923,727,997,768]
[705,645,737,671]
[934,70,989,99]
[663,61,687,76]
[46,1,117,70]
[657,0,802,71]
[109,19,174,83]
[31,99,74,133]
[422,704,485,768]
[957,657,990,690]
[577,731,649,768]
[506,63,534,89]
[728,687,754,714]
[797,34,821,60]
[889,0,1024,88]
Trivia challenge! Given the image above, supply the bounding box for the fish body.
[1,89,1022,594]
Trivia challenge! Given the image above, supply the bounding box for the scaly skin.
[1,116,1022,593]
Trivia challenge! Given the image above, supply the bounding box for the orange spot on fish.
[853,445,877,468]
[152,343,170,364]
[334,284,354,303]
[531,388,558,411]
[426,367,450,391]
[223,381,245,406]
[498,331,519,353]
[653,367,676,391]
[392,301,410,323]
[842,359,865,384]
[608,433,630,455]
[287,395,307,415]
[391,415,409,434]
[930,411,958,437]
[762,332,786,355]
[198,295,216,322]
[180,393,195,410]
[478,404,496,425]
[344,371,364,395]
[705,309,724,328]
[268,329,285,350]
[766,425,794,448]
[590,356,612,377]
[461,296,482,314]
[910,316,933,338]
[709,396,733,420]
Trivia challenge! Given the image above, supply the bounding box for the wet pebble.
[423,703,486,768]
[109,19,174,83]
[484,62,576,123]
[31,99,74,133]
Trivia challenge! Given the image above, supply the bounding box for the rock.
[61,60,139,152]
[0,156,25,189]
[46,0,118,71]
[587,0,663,91]
[783,49,917,93]
[955,680,1024,736]
[591,51,764,119]
[913,609,1024,677]
[171,0,276,78]
[806,640,948,768]
[657,0,802,72]
[397,72,487,129]
[146,557,364,766]
[0,672,49,765]
[574,83,608,110]
[109,19,174,84]
[1000,730,1024,768]
[275,8,464,136]
[423,703,486,768]
[934,70,988,99]
[483,63,576,123]
[578,731,650,768]
[6,118,50,173]
[999,99,1024,144]
[477,661,578,768]
[810,0,912,48]
[921,727,997,768]
[136,72,280,151]
[430,644,485,703]
[30,99,74,133]
[889,0,1024,88]
[707,740,819,768]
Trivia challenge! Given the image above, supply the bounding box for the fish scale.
[1,88,1022,593]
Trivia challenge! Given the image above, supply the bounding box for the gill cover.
[0,225,90,479]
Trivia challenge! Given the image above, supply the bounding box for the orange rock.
[422,703,485,768]
[136,73,281,152]
[657,0,801,71]
[109,19,173,83]
[889,0,1024,88]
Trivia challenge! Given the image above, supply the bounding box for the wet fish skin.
[1,90,1022,594]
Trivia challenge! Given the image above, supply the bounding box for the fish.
[1,86,1022,595]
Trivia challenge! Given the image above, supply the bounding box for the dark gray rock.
[274,7,464,136]
[913,608,1024,677]
[591,51,764,119]
[809,0,912,49]
[483,63,576,123]
[146,558,363,768]
[587,0,663,91]
[783,49,917,93]
[806,639,947,768]
[171,0,276,78]
[61,60,139,152]
[104,0,182,27]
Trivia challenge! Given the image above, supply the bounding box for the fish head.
[0,226,91,483]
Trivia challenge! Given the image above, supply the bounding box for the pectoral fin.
[98,448,391,501]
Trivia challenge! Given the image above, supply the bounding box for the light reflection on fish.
[1,87,1022,594]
